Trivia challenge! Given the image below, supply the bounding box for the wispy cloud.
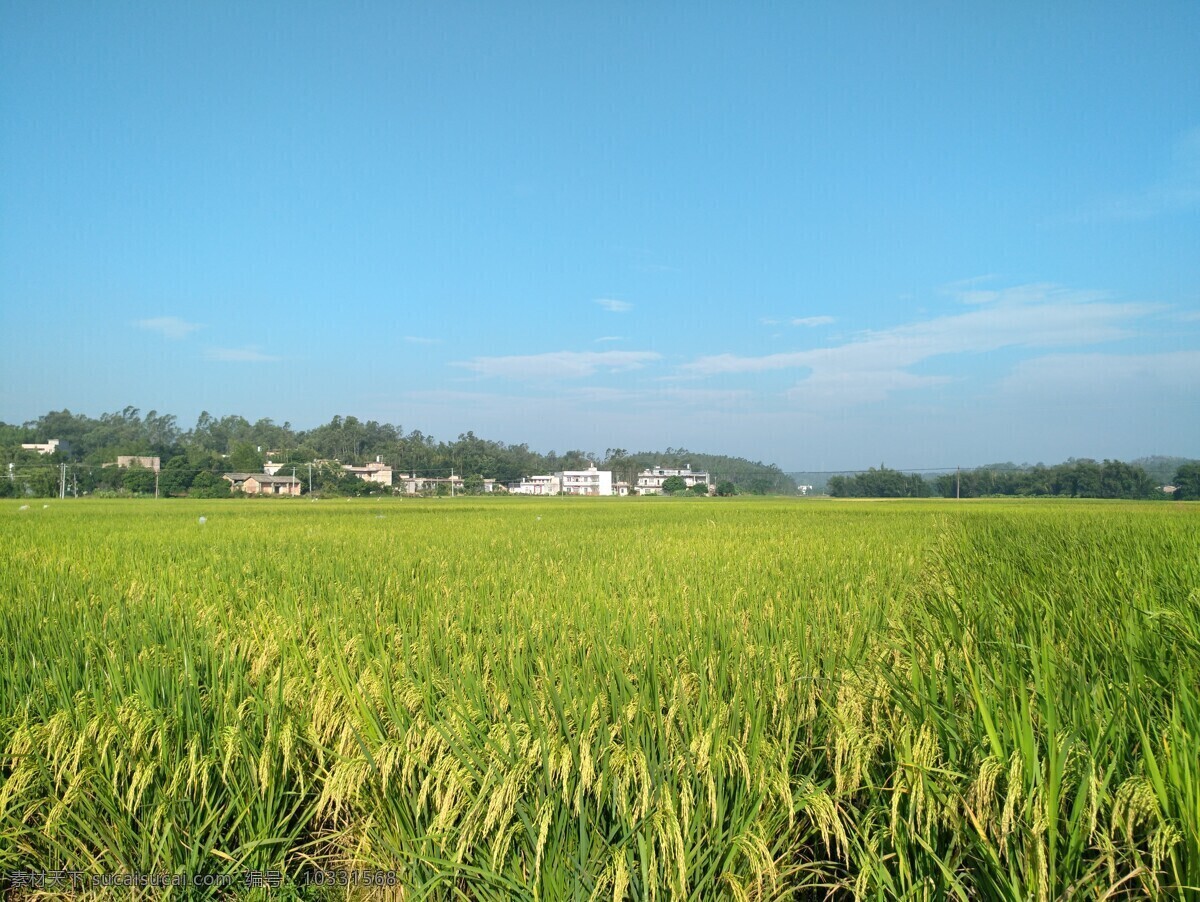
[762,315,835,327]
[454,350,660,380]
[594,336,625,343]
[404,385,753,411]
[595,298,633,313]
[404,336,441,345]
[999,350,1200,397]
[204,346,281,363]
[134,316,202,340]
[682,283,1159,405]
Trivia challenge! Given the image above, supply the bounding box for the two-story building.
[342,459,394,487]
[635,464,711,495]
[511,464,615,496]
[509,474,561,495]
[559,464,613,496]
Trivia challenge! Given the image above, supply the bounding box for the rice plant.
[1,498,1196,898]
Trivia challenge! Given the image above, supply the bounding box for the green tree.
[122,466,156,495]
[661,475,687,495]
[1173,463,1200,500]
[229,442,263,473]
[158,457,197,496]
[748,476,772,495]
[189,471,230,498]
[463,474,485,495]
[716,480,737,497]
[690,482,709,496]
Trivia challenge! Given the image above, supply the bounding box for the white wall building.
[560,464,613,496]
[510,464,615,496]
[509,474,561,495]
[636,464,711,495]
[22,439,68,455]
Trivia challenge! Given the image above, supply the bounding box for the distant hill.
[1131,456,1199,485]
[616,450,796,494]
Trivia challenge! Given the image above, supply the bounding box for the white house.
[636,464,711,495]
[559,464,613,496]
[511,464,615,496]
[509,474,561,495]
[22,439,68,455]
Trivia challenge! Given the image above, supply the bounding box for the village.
[222,459,714,497]
[21,441,715,498]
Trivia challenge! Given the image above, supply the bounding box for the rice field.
[1,498,1197,899]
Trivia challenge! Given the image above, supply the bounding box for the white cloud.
[785,370,953,405]
[454,350,661,380]
[404,336,440,344]
[134,316,202,339]
[682,283,1159,405]
[790,315,835,327]
[204,346,281,362]
[594,336,626,343]
[595,298,633,313]
[998,350,1200,397]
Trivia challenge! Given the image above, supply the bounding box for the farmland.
[1,498,1197,898]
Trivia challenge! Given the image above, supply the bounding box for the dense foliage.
[825,460,1186,500]
[1,499,1196,898]
[930,459,1165,499]
[827,467,933,498]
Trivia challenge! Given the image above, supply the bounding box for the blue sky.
[2,3,1197,470]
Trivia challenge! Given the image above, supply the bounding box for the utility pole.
[956,466,961,500]
[307,462,312,495]
[60,462,66,499]
[155,469,159,499]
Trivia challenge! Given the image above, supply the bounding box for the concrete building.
[223,472,302,496]
[559,464,613,496]
[116,455,161,472]
[636,464,711,495]
[396,474,498,495]
[509,474,561,495]
[21,439,68,455]
[343,459,394,487]
[511,465,615,496]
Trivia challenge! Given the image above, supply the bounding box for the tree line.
[827,459,1199,500]
[0,408,795,498]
